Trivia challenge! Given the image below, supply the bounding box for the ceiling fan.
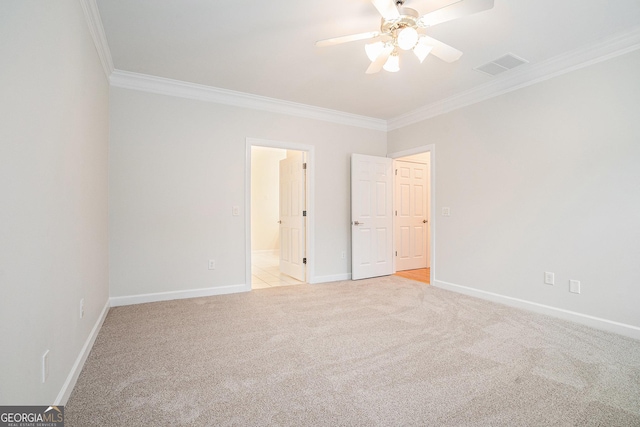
[316,0,494,73]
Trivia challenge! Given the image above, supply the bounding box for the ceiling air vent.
[474,53,528,76]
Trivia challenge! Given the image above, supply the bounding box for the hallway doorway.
[246,139,315,288]
[388,144,435,285]
[394,151,431,273]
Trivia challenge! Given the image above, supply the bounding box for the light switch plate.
[569,280,581,294]
[442,207,451,216]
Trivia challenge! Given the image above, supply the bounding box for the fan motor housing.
[380,7,419,33]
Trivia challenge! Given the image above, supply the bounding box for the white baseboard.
[433,279,640,341]
[55,298,110,405]
[110,283,250,307]
[310,273,351,284]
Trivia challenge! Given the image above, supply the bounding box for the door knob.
[423,220,428,223]
[277,220,282,224]
[353,221,364,225]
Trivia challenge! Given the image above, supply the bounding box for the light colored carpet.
[66,276,640,426]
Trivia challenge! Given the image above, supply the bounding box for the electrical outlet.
[232,206,240,216]
[544,272,554,285]
[208,259,216,270]
[569,280,581,294]
[80,298,84,319]
[42,350,49,383]
[341,251,346,259]
[442,207,451,216]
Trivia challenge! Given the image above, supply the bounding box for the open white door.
[395,160,429,271]
[279,151,306,281]
[351,154,394,280]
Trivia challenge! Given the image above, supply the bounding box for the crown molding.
[79,0,114,78]
[85,2,639,134]
[388,25,640,131]
[109,70,388,132]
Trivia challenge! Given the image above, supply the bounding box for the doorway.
[349,147,435,284]
[389,145,435,285]
[393,152,431,284]
[245,138,315,289]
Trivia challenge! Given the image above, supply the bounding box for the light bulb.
[413,40,433,63]
[383,54,400,72]
[397,27,418,51]
[365,42,385,62]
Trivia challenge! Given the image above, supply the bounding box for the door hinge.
[395,169,398,175]
[303,258,307,264]
[302,163,307,169]
[395,210,397,216]
[395,251,397,256]
[303,210,307,216]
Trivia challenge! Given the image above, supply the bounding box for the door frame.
[245,137,315,288]
[388,144,436,284]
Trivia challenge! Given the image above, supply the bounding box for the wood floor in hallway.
[395,268,430,284]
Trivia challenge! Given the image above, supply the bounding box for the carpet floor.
[66,276,640,426]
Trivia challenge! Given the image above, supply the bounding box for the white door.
[395,160,429,271]
[351,154,394,280]
[279,151,306,281]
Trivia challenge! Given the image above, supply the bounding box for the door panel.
[395,160,429,271]
[279,152,305,281]
[351,154,393,280]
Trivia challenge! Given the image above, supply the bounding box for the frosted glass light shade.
[397,27,418,50]
[365,42,385,62]
[413,42,433,63]
[383,54,399,72]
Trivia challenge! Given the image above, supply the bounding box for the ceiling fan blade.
[366,45,393,74]
[417,0,494,28]
[371,0,400,20]
[419,36,462,63]
[316,31,381,47]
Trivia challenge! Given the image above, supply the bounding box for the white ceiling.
[96,0,640,120]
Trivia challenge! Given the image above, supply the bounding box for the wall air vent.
[474,53,528,76]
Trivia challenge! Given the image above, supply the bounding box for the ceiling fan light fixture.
[316,0,495,74]
[416,16,429,28]
[397,27,418,50]
[365,41,385,62]
[413,41,433,63]
[383,53,400,72]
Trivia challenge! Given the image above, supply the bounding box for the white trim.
[86,14,639,134]
[433,279,640,341]
[103,26,640,132]
[109,284,248,307]
[79,0,114,78]
[246,138,316,287]
[55,298,110,405]
[311,273,351,284]
[388,26,640,130]
[110,70,387,131]
[388,145,436,285]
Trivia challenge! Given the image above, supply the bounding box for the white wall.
[109,87,387,298]
[0,1,110,404]
[388,50,640,331]
[251,147,286,251]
